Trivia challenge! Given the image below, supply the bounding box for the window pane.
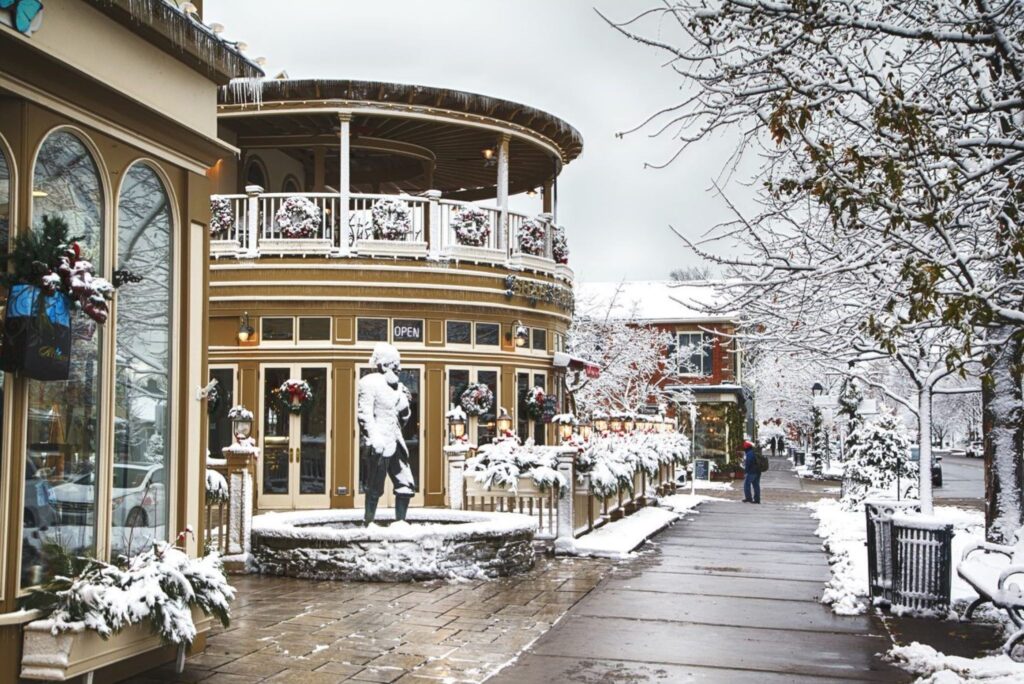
[392,319,423,343]
[299,368,327,494]
[516,372,530,439]
[702,333,714,376]
[448,369,469,409]
[261,317,293,341]
[298,317,330,341]
[446,321,471,345]
[24,131,103,587]
[357,318,388,342]
[0,143,9,257]
[112,163,173,558]
[208,368,235,457]
[532,328,547,351]
[476,370,498,445]
[475,323,499,346]
[533,374,547,446]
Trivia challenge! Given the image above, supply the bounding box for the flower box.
[20,607,209,681]
[509,252,555,272]
[465,474,545,499]
[355,239,428,259]
[258,238,333,256]
[442,244,505,264]
[209,239,241,258]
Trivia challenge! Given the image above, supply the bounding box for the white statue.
[357,343,415,525]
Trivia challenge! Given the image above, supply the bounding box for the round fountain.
[250,508,537,581]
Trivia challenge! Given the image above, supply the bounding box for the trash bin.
[890,513,953,614]
[793,449,806,466]
[865,498,922,606]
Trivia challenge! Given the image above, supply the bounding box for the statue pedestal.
[221,441,259,572]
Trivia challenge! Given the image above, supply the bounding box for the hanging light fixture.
[481,147,495,161]
[508,320,529,348]
[237,311,255,343]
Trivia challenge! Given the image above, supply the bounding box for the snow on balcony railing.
[209,190,569,279]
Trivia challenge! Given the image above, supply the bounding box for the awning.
[553,352,600,379]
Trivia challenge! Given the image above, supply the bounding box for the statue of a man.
[357,343,415,526]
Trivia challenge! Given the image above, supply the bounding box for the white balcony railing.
[210,189,571,280]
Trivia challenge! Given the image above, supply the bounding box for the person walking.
[742,440,761,504]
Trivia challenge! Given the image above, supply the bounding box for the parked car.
[909,446,943,487]
[52,463,164,528]
[23,458,56,530]
[966,440,984,459]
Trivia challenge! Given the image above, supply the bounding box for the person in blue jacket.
[742,440,761,504]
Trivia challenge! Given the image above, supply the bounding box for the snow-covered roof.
[576,280,735,324]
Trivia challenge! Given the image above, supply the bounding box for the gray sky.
[206,0,747,282]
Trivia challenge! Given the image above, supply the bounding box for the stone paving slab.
[573,588,874,634]
[602,570,824,601]
[657,536,823,553]
[643,558,831,582]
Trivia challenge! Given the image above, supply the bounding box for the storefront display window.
[23,129,104,588]
[112,162,173,558]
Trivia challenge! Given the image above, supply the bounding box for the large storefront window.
[23,130,103,587]
[112,163,172,558]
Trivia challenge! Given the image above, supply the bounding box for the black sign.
[392,319,423,342]
[693,459,711,481]
[541,396,558,423]
[638,405,660,416]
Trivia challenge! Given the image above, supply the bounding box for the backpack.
[756,452,770,473]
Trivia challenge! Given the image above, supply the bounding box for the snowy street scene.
[0,1,1022,683]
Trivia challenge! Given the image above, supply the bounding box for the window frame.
[530,327,548,354]
[0,131,14,600]
[356,316,390,344]
[474,322,501,348]
[260,316,296,346]
[677,331,713,377]
[297,316,332,344]
[445,320,473,348]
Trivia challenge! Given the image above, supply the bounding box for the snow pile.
[25,541,233,645]
[808,499,986,616]
[577,432,690,499]
[660,493,729,513]
[466,440,568,494]
[887,642,1024,683]
[569,507,678,558]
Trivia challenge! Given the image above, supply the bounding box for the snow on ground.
[806,499,985,616]
[660,493,731,514]
[689,479,735,491]
[795,462,844,480]
[887,642,1024,683]
[568,507,680,559]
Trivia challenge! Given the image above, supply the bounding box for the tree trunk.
[983,326,1024,544]
[918,387,934,515]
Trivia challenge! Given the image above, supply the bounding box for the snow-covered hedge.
[23,538,234,646]
[577,432,690,499]
[466,440,568,494]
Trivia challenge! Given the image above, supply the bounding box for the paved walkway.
[492,462,910,683]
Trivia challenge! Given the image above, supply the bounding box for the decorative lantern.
[636,418,652,433]
[811,381,825,398]
[609,416,623,433]
[510,320,529,348]
[594,416,608,434]
[448,412,467,443]
[229,406,253,443]
[580,421,593,441]
[237,311,255,343]
[496,407,513,436]
[623,417,636,433]
[558,420,575,443]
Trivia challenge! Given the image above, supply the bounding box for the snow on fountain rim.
[252,508,538,543]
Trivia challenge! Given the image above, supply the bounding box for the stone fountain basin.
[250,508,537,582]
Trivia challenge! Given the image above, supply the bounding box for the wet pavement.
[491,459,910,683]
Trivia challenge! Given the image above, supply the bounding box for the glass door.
[355,366,424,509]
[259,365,331,510]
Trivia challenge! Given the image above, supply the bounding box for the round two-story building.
[206,79,582,512]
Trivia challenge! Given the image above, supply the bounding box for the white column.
[425,189,443,259]
[445,445,468,510]
[244,185,262,258]
[496,133,510,254]
[554,447,577,553]
[337,113,352,256]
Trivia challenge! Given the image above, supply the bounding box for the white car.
[52,463,165,528]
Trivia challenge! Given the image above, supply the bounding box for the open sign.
[392,319,423,342]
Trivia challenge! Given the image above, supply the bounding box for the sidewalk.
[491,461,910,683]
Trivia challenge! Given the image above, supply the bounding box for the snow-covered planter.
[552,225,569,264]
[460,383,494,417]
[21,539,233,647]
[206,469,228,505]
[576,432,690,499]
[274,196,321,239]
[209,196,234,238]
[251,509,536,581]
[522,386,546,420]
[517,217,547,256]
[272,379,313,415]
[466,440,568,495]
[370,197,413,241]
[451,205,491,246]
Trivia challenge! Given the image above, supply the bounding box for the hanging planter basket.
[272,379,313,414]
[1,284,72,381]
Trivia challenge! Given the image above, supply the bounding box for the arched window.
[282,174,301,194]
[22,130,104,588]
[113,162,173,557]
[244,156,267,189]
[0,141,10,256]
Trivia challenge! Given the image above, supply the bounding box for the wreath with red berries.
[272,379,314,414]
[522,386,546,420]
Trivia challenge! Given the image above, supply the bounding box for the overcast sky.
[206,0,751,282]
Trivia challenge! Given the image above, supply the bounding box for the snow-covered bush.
[466,440,568,494]
[810,407,833,477]
[460,383,494,417]
[552,225,569,264]
[451,205,491,246]
[841,411,919,509]
[370,197,413,241]
[206,469,228,505]
[23,538,234,645]
[517,218,547,256]
[209,196,234,238]
[576,432,690,499]
[275,196,320,239]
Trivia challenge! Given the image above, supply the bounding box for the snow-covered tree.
[841,410,918,510]
[810,407,831,477]
[567,283,691,416]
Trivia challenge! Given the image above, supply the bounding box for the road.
[935,451,984,501]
